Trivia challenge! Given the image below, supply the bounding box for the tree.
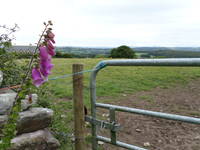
[110,45,136,58]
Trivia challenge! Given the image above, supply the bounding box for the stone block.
[17,107,53,134]
[0,93,38,115]
[0,107,53,135]
[8,129,60,150]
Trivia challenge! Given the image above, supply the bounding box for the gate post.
[73,64,85,150]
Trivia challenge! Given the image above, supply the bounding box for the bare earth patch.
[97,79,200,150]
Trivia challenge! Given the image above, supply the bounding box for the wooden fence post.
[73,64,85,150]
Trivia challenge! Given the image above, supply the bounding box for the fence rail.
[96,103,200,124]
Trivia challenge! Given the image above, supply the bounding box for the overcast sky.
[1,0,200,47]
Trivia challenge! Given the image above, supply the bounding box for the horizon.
[12,45,200,48]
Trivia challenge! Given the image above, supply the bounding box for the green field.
[45,58,200,149]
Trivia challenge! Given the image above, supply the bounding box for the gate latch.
[85,116,121,132]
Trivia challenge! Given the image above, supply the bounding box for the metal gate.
[85,58,200,150]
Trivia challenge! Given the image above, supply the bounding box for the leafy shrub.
[36,83,52,108]
[54,51,73,58]
[110,45,136,58]
[14,51,33,59]
[0,53,28,88]
[0,24,28,88]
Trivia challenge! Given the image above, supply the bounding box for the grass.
[43,58,200,149]
[50,58,200,99]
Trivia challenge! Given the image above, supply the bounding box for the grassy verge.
[42,58,200,149]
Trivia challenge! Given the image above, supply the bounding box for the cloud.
[1,0,200,46]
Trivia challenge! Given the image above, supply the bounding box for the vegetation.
[110,45,136,58]
[0,24,28,149]
[54,51,73,58]
[49,58,200,99]
[0,21,56,150]
[0,53,29,88]
[0,24,27,88]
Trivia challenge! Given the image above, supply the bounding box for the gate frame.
[87,58,200,150]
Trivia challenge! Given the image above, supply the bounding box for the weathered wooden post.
[73,64,85,150]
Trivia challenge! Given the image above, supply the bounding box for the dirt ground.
[96,79,200,150]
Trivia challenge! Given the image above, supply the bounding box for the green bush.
[54,51,73,58]
[0,24,28,88]
[14,51,33,59]
[0,53,28,88]
[110,45,136,58]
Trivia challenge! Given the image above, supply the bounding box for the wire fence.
[0,69,92,91]
[0,63,106,91]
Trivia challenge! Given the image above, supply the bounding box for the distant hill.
[9,45,200,52]
[134,47,200,52]
[7,45,200,58]
[141,50,200,58]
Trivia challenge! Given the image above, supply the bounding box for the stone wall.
[0,72,60,150]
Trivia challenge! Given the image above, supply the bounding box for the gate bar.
[99,58,200,67]
[90,58,200,150]
[96,103,200,124]
[97,136,147,150]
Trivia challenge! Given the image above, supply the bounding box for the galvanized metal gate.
[85,58,200,150]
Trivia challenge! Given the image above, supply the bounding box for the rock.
[0,93,17,115]
[122,94,127,97]
[0,93,38,115]
[0,70,3,86]
[135,128,142,132]
[194,135,200,140]
[8,129,60,150]
[158,139,162,143]
[21,94,38,111]
[102,113,109,117]
[85,122,91,128]
[17,107,53,134]
[144,142,151,147]
[98,141,104,145]
[0,107,53,134]
[0,89,15,94]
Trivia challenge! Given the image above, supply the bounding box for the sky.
[1,0,200,47]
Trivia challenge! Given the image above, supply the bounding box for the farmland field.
[50,58,200,99]
[45,58,200,150]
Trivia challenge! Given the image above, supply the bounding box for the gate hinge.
[85,116,121,132]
